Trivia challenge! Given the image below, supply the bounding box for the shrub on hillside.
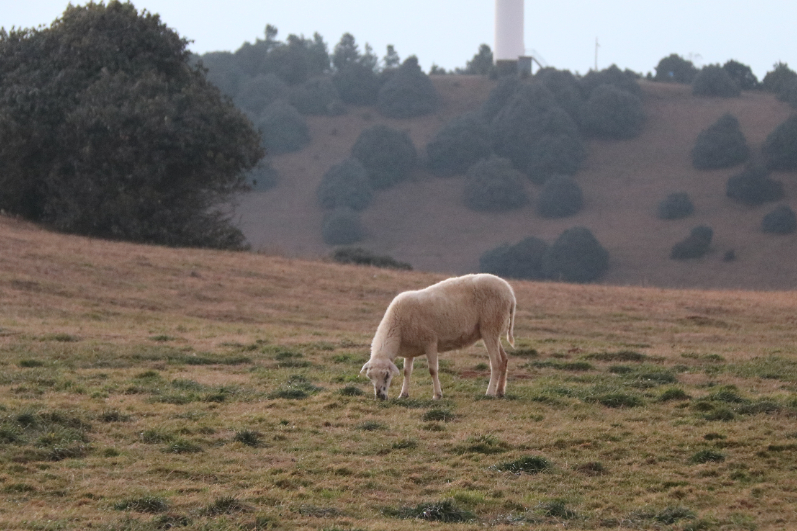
[234,73,289,117]
[670,226,712,260]
[777,80,797,108]
[582,84,644,139]
[463,157,528,212]
[322,208,363,245]
[657,192,694,220]
[331,247,412,270]
[537,175,583,218]
[535,68,586,125]
[316,158,372,211]
[726,164,784,206]
[479,237,549,280]
[654,54,698,84]
[762,62,797,95]
[351,125,417,189]
[255,101,310,154]
[289,76,343,115]
[580,64,642,97]
[692,65,741,97]
[480,76,522,120]
[426,112,493,177]
[542,227,609,283]
[722,60,759,90]
[332,63,381,105]
[377,56,439,118]
[762,205,797,234]
[691,114,750,169]
[762,115,797,171]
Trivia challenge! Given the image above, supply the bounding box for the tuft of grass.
[422,409,455,422]
[18,359,45,368]
[574,461,608,476]
[585,350,647,362]
[203,496,251,516]
[659,387,691,401]
[233,429,262,447]
[654,505,696,525]
[356,420,386,431]
[392,439,418,450]
[98,410,131,423]
[494,455,553,474]
[339,385,365,396]
[455,434,511,455]
[690,449,725,464]
[590,392,644,408]
[163,439,202,454]
[114,496,169,513]
[386,499,475,522]
[536,500,578,519]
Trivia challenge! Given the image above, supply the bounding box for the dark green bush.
[657,192,694,220]
[289,76,343,115]
[377,56,439,118]
[670,226,713,260]
[331,247,412,270]
[726,164,784,205]
[762,62,797,95]
[537,175,583,218]
[535,67,586,125]
[426,112,492,177]
[654,54,698,83]
[692,65,741,97]
[332,62,381,105]
[542,227,609,283]
[461,44,494,75]
[463,157,529,212]
[479,237,549,280]
[691,113,749,169]
[351,125,417,189]
[762,115,797,171]
[480,76,522,120]
[316,158,372,211]
[234,73,289,117]
[582,84,644,139]
[762,205,797,234]
[524,132,586,184]
[321,208,363,245]
[579,64,642,98]
[256,100,310,154]
[723,60,759,90]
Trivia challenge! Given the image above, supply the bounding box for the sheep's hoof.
[433,393,443,400]
[398,392,409,399]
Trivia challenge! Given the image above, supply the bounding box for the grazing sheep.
[361,273,516,400]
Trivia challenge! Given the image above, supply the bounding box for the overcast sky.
[3,0,796,79]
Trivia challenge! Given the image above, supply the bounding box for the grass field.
[2,215,797,530]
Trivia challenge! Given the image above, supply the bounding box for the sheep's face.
[360,359,400,400]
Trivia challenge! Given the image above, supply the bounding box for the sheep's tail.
[507,298,516,348]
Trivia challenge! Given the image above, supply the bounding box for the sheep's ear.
[389,361,400,377]
[360,361,371,375]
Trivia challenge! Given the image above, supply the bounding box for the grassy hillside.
[237,77,797,290]
[2,214,797,530]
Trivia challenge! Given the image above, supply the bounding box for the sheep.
[361,273,516,400]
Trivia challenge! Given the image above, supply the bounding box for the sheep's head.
[360,358,400,400]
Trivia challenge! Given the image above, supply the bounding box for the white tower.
[494,0,525,63]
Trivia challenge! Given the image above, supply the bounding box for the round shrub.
[671,226,713,260]
[762,115,797,171]
[535,67,586,124]
[316,158,372,211]
[479,236,549,280]
[480,76,522,120]
[722,60,759,90]
[542,227,609,283]
[692,65,741,97]
[691,113,750,169]
[322,208,363,245]
[351,125,417,190]
[463,157,529,212]
[762,62,797,95]
[654,54,698,84]
[332,63,381,105]
[726,164,784,206]
[579,64,642,98]
[426,112,492,177]
[255,100,310,154]
[762,205,797,234]
[582,84,644,139]
[657,192,694,220]
[537,175,583,218]
[289,76,343,116]
[234,73,289,117]
[377,56,439,118]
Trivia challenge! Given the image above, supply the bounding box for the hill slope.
[237,77,797,290]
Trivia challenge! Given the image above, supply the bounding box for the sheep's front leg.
[398,357,414,398]
[426,349,443,400]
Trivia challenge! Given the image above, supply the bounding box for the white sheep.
[361,273,516,400]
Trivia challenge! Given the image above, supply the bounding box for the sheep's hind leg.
[398,357,414,398]
[483,337,505,397]
[426,349,443,400]
[496,341,509,397]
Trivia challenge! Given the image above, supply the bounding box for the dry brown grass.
[2,214,797,530]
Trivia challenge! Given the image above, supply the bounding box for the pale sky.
[2,0,796,79]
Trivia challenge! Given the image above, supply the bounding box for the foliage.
[462,44,494,76]
[761,205,797,234]
[383,44,401,69]
[332,33,362,71]
[725,164,784,205]
[255,101,310,154]
[388,499,475,522]
[654,54,699,83]
[723,59,759,90]
[231,27,329,86]
[542,227,610,283]
[480,76,522,120]
[321,208,363,245]
[479,236,549,280]
[579,64,642,97]
[289,76,343,115]
[691,113,750,169]
[536,67,587,125]
[582,84,645,139]
[330,247,412,270]
[351,125,417,189]
[0,1,263,249]
[426,112,492,176]
[670,226,713,260]
[316,158,373,211]
[761,62,797,94]
[657,192,694,220]
[233,73,289,117]
[377,56,439,118]
[332,62,381,105]
[463,157,529,212]
[762,115,797,170]
[494,455,552,474]
[537,175,584,218]
[692,64,741,97]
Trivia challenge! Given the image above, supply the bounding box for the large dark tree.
[0,2,263,248]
